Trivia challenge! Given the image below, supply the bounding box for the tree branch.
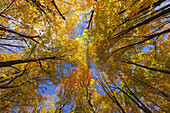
[122,60,170,74]
[51,0,66,20]
[0,55,65,68]
[0,0,15,15]
[0,26,40,44]
[0,43,25,48]
[5,65,28,86]
[109,28,170,55]
[107,7,170,42]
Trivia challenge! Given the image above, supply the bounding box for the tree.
[0,0,169,112]
[91,0,169,112]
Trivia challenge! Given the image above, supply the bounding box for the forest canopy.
[0,0,170,112]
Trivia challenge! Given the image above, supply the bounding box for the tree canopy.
[0,0,169,112]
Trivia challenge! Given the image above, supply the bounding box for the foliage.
[0,0,169,112]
